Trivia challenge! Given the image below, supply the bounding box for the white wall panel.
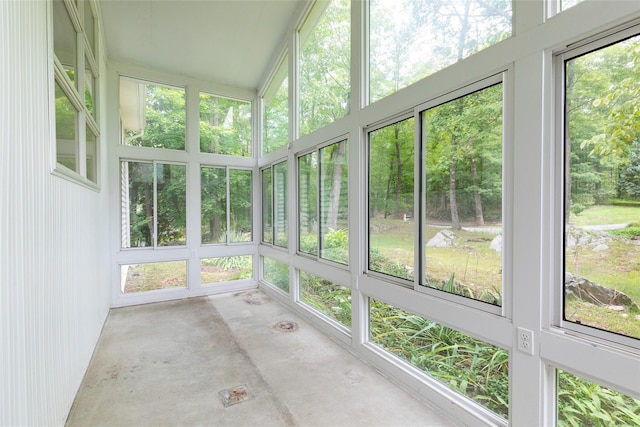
[0,1,110,425]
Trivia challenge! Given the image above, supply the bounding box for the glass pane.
[120,261,187,293]
[564,35,640,340]
[55,81,78,172]
[262,168,273,243]
[229,169,252,243]
[368,118,414,280]
[273,161,288,248]
[263,257,289,293]
[85,124,97,183]
[53,0,77,86]
[300,271,351,328]
[201,167,227,244]
[122,161,153,248]
[370,298,509,419]
[263,56,289,155]
[83,0,95,56]
[320,141,348,264]
[369,0,511,103]
[422,84,503,306]
[299,152,318,256]
[201,256,252,284]
[557,370,640,426]
[200,93,252,156]
[560,0,584,11]
[120,77,186,150]
[299,0,350,136]
[156,163,186,246]
[85,55,95,117]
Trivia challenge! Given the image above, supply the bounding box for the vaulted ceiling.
[100,0,307,91]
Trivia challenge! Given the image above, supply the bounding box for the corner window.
[562,32,640,343]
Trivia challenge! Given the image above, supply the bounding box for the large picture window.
[562,33,640,343]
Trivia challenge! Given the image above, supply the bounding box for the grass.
[370,215,640,337]
[565,300,640,339]
[123,261,187,293]
[572,204,640,226]
[371,218,502,300]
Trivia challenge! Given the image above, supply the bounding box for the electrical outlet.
[517,327,534,355]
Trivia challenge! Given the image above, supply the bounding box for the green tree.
[299,0,350,135]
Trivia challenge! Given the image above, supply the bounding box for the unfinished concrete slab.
[66,290,455,427]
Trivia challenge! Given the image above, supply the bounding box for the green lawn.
[572,204,640,226]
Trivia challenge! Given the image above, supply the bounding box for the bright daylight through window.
[53,0,99,184]
[201,167,252,244]
[299,0,350,136]
[421,83,503,307]
[262,162,288,247]
[369,0,511,104]
[563,33,640,342]
[200,93,252,157]
[298,140,349,264]
[121,161,187,248]
[120,77,185,150]
[368,117,415,281]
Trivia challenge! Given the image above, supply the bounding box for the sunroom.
[2,0,640,425]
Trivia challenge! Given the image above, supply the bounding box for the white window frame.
[51,0,100,189]
[554,23,640,353]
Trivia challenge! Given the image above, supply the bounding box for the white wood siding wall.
[0,1,111,425]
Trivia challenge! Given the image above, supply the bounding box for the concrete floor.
[66,290,455,427]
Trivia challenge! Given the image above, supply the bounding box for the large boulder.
[565,272,639,312]
[490,235,502,254]
[426,229,458,248]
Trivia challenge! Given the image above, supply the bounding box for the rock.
[593,244,609,252]
[566,227,611,249]
[565,272,639,312]
[490,235,502,254]
[426,230,458,248]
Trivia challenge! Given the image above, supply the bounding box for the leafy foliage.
[300,271,352,327]
[557,370,640,427]
[370,298,509,419]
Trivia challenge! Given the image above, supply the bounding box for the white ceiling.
[100,0,307,91]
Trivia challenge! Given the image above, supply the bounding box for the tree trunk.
[449,135,461,230]
[144,182,154,245]
[470,155,485,226]
[394,125,403,219]
[326,141,345,230]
